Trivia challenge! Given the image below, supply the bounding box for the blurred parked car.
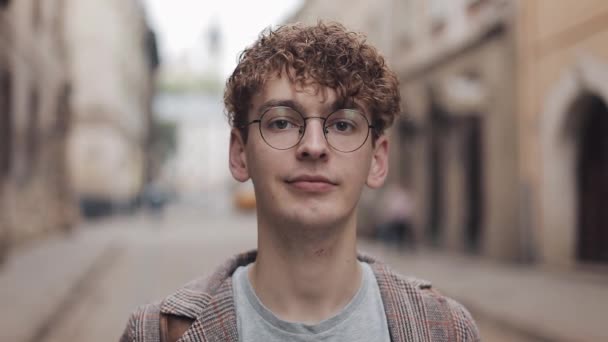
[233,181,256,211]
[140,183,171,212]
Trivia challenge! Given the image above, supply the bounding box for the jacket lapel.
[364,255,433,342]
[176,279,238,342]
[161,251,257,342]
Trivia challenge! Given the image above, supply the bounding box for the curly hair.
[224,21,401,142]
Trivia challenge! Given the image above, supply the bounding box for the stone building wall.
[393,0,520,259]
[64,0,155,213]
[286,0,395,54]
[0,0,156,258]
[517,0,608,266]
[0,0,76,255]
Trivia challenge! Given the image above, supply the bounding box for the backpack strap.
[159,313,195,342]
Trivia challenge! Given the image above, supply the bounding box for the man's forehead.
[252,73,359,111]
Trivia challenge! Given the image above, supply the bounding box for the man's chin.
[282,206,346,229]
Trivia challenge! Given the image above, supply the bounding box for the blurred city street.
[1,190,606,341]
[2,1,608,341]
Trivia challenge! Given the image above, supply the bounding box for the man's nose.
[296,118,329,160]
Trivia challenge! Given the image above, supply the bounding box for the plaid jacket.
[120,250,480,342]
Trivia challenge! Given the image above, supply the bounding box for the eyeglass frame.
[240,105,376,153]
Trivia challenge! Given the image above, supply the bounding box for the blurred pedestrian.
[141,182,168,218]
[376,184,416,250]
[120,22,479,342]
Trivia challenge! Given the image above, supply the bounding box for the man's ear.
[366,135,389,189]
[229,129,250,182]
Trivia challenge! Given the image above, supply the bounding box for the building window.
[55,84,71,134]
[428,0,448,36]
[395,0,414,50]
[32,0,41,29]
[466,0,489,16]
[25,87,39,176]
[53,0,62,36]
[0,69,11,177]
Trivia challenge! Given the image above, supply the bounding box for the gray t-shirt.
[232,262,391,342]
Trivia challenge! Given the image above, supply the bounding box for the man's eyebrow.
[257,98,363,116]
[337,98,361,111]
[257,99,304,115]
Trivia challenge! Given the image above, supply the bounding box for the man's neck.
[249,215,361,324]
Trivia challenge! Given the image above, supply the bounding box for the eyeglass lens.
[259,107,370,152]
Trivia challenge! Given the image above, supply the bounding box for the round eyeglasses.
[242,106,374,153]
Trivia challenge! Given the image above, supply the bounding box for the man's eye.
[268,119,297,130]
[336,122,351,131]
[328,121,355,133]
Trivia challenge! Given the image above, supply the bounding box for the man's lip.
[286,175,337,185]
[285,175,338,192]
[286,180,336,192]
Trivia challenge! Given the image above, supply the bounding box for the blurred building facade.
[287,0,395,53]
[289,0,608,268]
[0,0,75,257]
[393,0,518,261]
[0,0,158,258]
[64,0,158,216]
[517,0,608,266]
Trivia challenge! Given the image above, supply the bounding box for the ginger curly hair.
[224,21,401,142]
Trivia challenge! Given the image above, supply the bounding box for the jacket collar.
[160,250,433,342]
[160,250,257,319]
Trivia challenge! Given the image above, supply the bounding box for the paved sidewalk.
[0,220,121,342]
[360,240,608,342]
[0,206,258,342]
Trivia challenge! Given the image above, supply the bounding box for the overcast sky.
[142,0,303,77]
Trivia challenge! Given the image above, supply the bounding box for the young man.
[120,22,480,342]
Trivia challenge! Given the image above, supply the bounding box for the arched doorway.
[540,56,608,266]
[576,95,608,262]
